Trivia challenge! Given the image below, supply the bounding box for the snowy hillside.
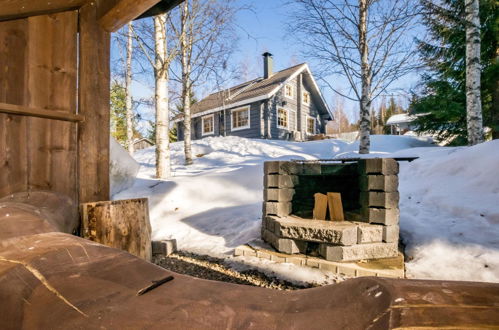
[115,136,499,284]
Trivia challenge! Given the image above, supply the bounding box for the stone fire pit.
[261,159,401,263]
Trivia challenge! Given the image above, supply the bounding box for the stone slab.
[263,188,295,202]
[319,242,399,262]
[263,202,292,217]
[383,225,400,243]
[235,244,405,278]
[264,174,299,188]
[360,175,399,192]
[357,224,383,243]
[360,191,399,209]
[264,161,303,175]
[359,158,399,175]
[263,229,307,254]
[269,216,358,246]
[361,207,400,225]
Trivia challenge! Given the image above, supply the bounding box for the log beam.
[0,0,85,21]
[98,0,161,32]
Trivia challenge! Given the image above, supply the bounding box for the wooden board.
[327,192,345,221]
[80,198,152,261]
[0,11,78,203]
[78,3,110,203]
[313,193,328,220]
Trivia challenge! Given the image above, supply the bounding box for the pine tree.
[411,0,498,143]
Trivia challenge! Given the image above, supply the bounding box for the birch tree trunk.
[465,0,484,145]
[358,0,371,154]
[181,0,193,165]
[154,14,171,178]
[125,22,134,154]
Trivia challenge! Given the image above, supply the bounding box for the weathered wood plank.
[98,0,161,32]
[0,18,28,198]
[0,102,83,122]
[78,3,110,203]
[80,198,152,261]
[0,0,85,21]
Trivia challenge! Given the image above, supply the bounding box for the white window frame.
[284,84,294,99]
[306,115,316,134]
[231,106,251,131]
[201,114,214,136]
[302,91,310,105]
[277,107,290,129]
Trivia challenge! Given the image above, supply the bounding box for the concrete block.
[319,242,398,262]
[264,161,302,175]
[356,269,377,277]
[263,202,292,217]
[263,188,295,202]
[357,224,383,243]
[306,258,320,268]
[256,250,271,259]
[360,175,398,192]
[361,207,399,225]
[318,261,337,273]
[263,229,307,254]
[302,163,322,175]
[359,158,399,175]
[272,216,358,245]
[243,249,257,257]
[286,256,305,266]
[337,265,356,277]
[270,254,286,263]
[152,239,177,256]
[234,245,253,257]
[383,225,400,243]
[264,174,298,188]
[360,191,399,209]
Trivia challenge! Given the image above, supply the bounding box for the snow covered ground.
[115,135,499,284]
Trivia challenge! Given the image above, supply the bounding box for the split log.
[327,192,345,221]
[80,198,152,261]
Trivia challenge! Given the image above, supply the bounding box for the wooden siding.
[0,11,78,201]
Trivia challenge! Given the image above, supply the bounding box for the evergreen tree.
[411,0,498,143]
[110,82,127,145]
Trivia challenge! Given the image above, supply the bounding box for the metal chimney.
[263,52,273,79]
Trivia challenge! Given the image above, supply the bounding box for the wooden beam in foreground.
[98,0,161,32]
[0,0,85,21]
[0,102,84,122]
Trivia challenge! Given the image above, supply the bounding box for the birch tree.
[133,15,179,179]
[289,0,420,153]
[125,22,134,154]
[465,0,484,145]
[172,0,237,165]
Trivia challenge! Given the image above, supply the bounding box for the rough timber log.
[0,191,498,329]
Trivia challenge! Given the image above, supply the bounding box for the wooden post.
[80,198,152,261]
[78,2,110,203]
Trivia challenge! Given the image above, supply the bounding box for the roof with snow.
[176,63,331,121]
[386,113,418,125]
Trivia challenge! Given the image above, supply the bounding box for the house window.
[307,117,315,134]
[303,91,310,105]
[284,84,294,98]
[231,106,250,130]
[202,114,214,135]
[277,107,289,129]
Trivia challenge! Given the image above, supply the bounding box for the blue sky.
[111,0,422,130]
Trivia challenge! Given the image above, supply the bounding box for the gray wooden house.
[175,53,332,141]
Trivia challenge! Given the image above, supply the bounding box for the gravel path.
[154,251,316,290]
